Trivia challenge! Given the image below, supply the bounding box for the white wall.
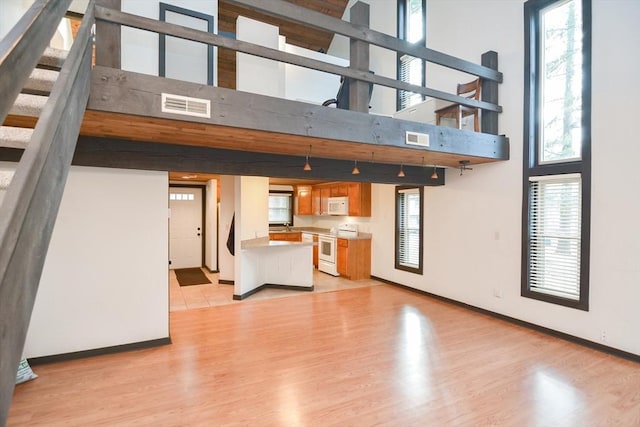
[234,176,269,296]
[236,16,284,97]
[121,0,218,85]
[24,167,169,358]
[362,0,640,356]
[205,179,218,272]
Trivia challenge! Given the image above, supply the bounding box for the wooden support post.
[481,51,499,135]
[349,2,370,113]
[95,0,121,68]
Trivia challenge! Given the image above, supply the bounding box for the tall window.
[395,186,423,274]
[268,191,293,226]
[522,0,591,310]
[397,0,426,110]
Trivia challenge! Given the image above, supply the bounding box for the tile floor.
[170,268,382,311]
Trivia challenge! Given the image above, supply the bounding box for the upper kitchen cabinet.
[296,185,313,215]
[348,183,371,217]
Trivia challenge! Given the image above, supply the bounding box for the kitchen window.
[268,191,293,226]
[522,0,591,310]
[397,0,426,110]
[395,186,423,274]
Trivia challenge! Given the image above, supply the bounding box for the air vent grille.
[161,93,211,118]
[405,131,430,147]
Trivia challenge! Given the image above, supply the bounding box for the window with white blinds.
[268,192,292,225]
[523,0,590,310]
[395,186,423,274]
[397,0,425,111]
[528,175,582,300]
[398,54,424,110]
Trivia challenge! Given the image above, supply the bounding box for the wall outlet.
[492,288,503,298]
[600,330,607,342]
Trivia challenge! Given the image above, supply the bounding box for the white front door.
[169,187,203,269]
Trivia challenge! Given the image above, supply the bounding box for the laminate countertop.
[269,227,372,240]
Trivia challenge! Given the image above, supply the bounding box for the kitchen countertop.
[269,227,372,240]
[242,236,316,249]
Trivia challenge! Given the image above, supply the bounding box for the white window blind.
[268,193,292,224]
[398,188,421,269]
[398,54,423,110]
[528,174,582,300]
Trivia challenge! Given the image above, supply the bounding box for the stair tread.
[9,94,48,118]
[39,47,68,69]
[24,68,58,94]
[0,126,33,149]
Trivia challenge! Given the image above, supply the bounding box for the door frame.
[169,183,206,267]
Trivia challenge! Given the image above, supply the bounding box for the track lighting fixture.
[397,164,405,178]
[303,145,312,171]
[459,160,473,176]
[352,160,360,175]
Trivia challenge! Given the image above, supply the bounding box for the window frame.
[522,0,591,310]
[395,185,424,275]
[268,190,294,227]
[396,0,426,111]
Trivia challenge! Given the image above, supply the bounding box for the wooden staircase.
[0,0,95,423]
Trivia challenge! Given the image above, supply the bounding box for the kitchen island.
[234,237,315,300]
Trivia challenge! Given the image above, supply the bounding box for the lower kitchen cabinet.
[313,235,319,268]
[269,232,302,242]
[337,238,371,280]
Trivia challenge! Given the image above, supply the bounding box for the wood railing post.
[349,1,370,113]
[481,51,499,135]
[95,0,121,68]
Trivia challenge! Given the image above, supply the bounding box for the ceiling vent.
[405,131,429,147]
[161,93,211,118]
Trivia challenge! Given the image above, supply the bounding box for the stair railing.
[0,0,95,423]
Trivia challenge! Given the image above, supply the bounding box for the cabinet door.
[348,183,371,217]
[337,238,348,277]
[296,186,312,215]
[312,188,321,215]
[320,187,330,215]
[331,183,348,197]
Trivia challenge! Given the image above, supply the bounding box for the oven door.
[318,236,336,263]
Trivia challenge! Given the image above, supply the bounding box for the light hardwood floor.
[9,283,640,426]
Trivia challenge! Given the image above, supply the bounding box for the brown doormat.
[175,268,212,286]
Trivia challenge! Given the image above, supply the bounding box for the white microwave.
[327,196,349,215]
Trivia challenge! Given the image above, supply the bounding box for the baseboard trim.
[233,283,314,300]
[207,268,219,274]
[28,337,172,366]
[372,276,639,363]
[218,279,234,285]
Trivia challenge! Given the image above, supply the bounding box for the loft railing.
[0,0,94,423]
[93,0,502,134]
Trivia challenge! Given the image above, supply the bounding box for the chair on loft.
[435,78,481,132]
[322,75,374,110]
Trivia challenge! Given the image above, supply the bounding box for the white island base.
[234,238,315,300]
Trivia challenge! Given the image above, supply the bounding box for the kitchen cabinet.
[336,237,371,280]
[269,232,302,242]
[330,183,348,197]
[312,187,331,215]
[310,182,371,217]
[296,185,312,215]
[348,183,371,217]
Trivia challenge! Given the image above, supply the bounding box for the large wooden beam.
[68,137,445,186]
[349,2,369,114]
[87,67,509,166]
[94,6,501,113]
[224,0,503,83]
[94,0,121,68]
